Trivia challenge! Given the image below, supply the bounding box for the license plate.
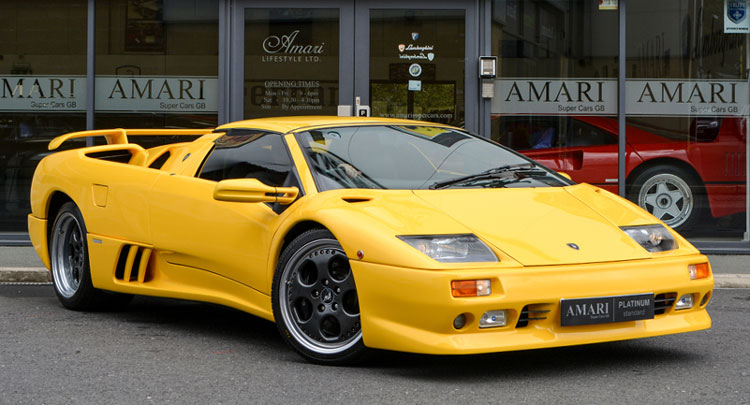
[560,293,654,326]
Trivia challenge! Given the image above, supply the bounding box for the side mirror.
[557,171,572,181]
[213,178,299,205]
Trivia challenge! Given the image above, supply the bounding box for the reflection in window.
[296,125,562,191]
[244,8,339,118]
[95,0,219,130]
[0,1,87,232]
[370,9,465,126]
[627,0,747,239]
[199,133,293,188]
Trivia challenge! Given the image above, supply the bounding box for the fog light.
[453,314,467,329]
[675,294,694,310]
[479,310,507,328]
[452,279,491,297]
[688,263,710,280]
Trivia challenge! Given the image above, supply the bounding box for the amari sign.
[627,80,747,116]
[261,30,325,63]
[0,76,218,113]
[0,76,86,111]
[493,78,749,117]
[96,76,218,112]
[493,79,616,115]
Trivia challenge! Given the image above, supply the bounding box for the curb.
[0,267,50,283]
[0,267,749,288]
[714,274,750,288]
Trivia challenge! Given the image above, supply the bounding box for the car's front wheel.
[272,228,367,365]
[629,165,705,231]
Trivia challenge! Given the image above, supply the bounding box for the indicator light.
[688,263,710,280]
[451,279,491,297]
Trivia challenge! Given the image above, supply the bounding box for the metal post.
[745,34,749,241]
[218,0,230,125]
[86,0,95,143]
[479,0,491,137]
[618,0,626,197]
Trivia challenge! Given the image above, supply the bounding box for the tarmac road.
[1,285,748,404]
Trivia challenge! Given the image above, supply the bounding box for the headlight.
[621,225,676,252]
[397,234,498,263]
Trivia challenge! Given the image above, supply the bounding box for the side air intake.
[114,244,153,283]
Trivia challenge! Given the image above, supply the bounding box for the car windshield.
[296,125,571,191]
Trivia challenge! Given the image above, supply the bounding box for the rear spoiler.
[48,128,214,150]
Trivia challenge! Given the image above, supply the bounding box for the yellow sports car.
[28,116,713,365]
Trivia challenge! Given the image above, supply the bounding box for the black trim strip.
[703,181,746,185]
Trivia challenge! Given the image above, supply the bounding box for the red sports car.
[496,115,746,231]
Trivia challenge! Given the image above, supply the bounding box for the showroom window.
[626,0,747,241]
[0,0,88,233]
[95,0,220,147]
[491,0,749,244]
[490,0,620,202]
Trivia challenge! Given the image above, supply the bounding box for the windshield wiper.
[429,163,547,190]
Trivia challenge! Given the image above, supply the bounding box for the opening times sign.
[0,76,218,113]
[492,78,750,117]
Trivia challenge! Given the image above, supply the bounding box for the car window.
[198,132,293,187]
[297,125,569,191]
[568,120,616,147]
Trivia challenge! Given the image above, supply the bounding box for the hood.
[412,184,661,266]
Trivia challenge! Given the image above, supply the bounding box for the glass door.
[230,1,478,131]
[355,1,478,130]
[231,1,354,121]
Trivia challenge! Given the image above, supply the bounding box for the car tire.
[49,202,133,311]
[272,228,368,365]
[628,165,705,231]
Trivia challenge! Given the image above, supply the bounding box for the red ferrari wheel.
[630,165,705,231]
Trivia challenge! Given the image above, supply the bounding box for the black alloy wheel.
[272,228,367,365]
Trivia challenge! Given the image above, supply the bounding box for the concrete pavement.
[1,246,748,287]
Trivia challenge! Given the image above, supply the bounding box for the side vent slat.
[114,244,152,283]
[130,248,144,281]
[123,245,139,282]
[114,246,128,280]
[137,248,152,283]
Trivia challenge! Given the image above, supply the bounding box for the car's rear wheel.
[50,202,132,310]
[629,165,705,231]
[272,228,367,365]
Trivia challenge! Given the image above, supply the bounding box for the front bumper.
[352,254,712,354]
